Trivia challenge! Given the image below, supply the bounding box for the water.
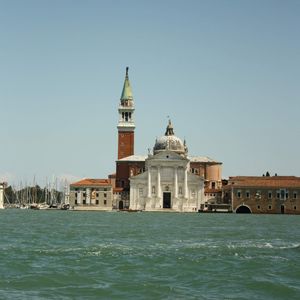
[0,210,299,299]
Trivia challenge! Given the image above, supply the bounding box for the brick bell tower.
[117,67,135,160]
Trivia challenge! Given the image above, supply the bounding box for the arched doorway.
[236,205,251,214]
[119,200,124,210]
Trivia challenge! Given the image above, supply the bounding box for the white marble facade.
[129,121,205,212]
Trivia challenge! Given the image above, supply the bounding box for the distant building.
[69,179,113,210]
[223,176,300,214]
[129,121,204,212]
[114,68,223,210]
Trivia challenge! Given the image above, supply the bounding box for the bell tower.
[117,67,135,160]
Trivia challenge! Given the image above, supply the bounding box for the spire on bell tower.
[120,66,133,104]
[117,67,135,160]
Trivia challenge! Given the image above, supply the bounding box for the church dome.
[153,120,188,156]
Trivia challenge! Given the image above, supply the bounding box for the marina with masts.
[0,177,70,210]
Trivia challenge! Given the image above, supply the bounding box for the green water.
[0,210,299,299]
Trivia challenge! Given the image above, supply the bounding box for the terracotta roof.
[70,178,111,187]
[226,176,300,188]
[113,187,124,193]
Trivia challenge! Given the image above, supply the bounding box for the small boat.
[61,204,70,210]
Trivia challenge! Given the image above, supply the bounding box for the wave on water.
[226,241,300,250]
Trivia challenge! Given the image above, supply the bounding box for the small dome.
[153,120,187,156]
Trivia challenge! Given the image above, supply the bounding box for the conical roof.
[120,67,133,101]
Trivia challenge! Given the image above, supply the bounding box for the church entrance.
[163,192,171,208]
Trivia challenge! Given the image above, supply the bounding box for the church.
[129,121,204,212]
[115,68,223,212]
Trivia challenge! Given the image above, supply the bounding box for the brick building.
[223,176,300,214]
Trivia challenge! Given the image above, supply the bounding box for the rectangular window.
[104,200,107,205]
[212,182,216,189]
[286,192,289,199]
[96,200,99,205]
[268,191,272,199]
[75,193,78,198]
[268,205,272,210]
[104,188,107,191]
[280,189,286,200]
[277,191,280,199]
[294,192,297,199]
[294,206,297,210]
[237,191,241,198]
[96,193,99,197]
[83,199,86,205]
[257,205,260,209]
[104,193,107,198]
[75,199,78,204]
[83,193,86,197]
[246,191,250,198]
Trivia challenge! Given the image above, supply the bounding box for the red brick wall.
[116,161,145,189]
[118,131,134,160]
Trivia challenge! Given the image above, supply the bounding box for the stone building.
[223,176,300,214]
[129,121,204,212]
[69,179,113,210]
[0,182,5,209]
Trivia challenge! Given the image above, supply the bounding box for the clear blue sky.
[1,0,300,186]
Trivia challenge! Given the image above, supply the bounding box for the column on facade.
[157,166,161,198]
[130,187,135,209]
[174,167,178,198]
[86,188,90,205]
[147,166,152,198]
[0,184,4,209]
[184,167,188,198]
